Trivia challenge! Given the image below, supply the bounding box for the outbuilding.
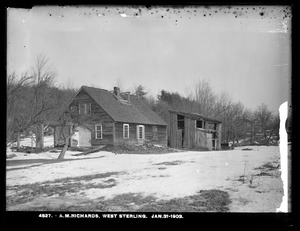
[168,110,222,150]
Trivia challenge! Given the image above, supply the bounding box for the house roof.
[169,110,222,124]
[78,86,167,126]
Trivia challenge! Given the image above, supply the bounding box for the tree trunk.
[31,134,34,151]
[57,129,75,160]
[53,126,58,147]
[16,132,20,151]
[250,122,253,145]
[266,129,275,145]
[72,146,103,156]
[36,123,44,149]
[226,131,230,143]
[57,142,68,160]
[263,130,268,145]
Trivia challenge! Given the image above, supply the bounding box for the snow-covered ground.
[8,135,54,149]
[6,136,284,212]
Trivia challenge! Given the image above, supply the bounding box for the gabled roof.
[75,86,167,126]
[169,110,222,124]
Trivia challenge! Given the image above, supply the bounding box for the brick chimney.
[113,87,120,97]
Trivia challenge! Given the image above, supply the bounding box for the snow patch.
[6,146,283,212]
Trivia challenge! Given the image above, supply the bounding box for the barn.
[54,86,168,147]
[168,110,222,150]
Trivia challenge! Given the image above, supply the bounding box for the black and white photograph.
[6,5,292,222]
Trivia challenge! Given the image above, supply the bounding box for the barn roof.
[169,110,222,124]
[77,86,167,126]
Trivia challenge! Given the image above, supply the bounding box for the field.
[6,136,285,212]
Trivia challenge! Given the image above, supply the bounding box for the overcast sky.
[7,5,291,113]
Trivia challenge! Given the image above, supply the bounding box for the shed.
[169,110,222,150]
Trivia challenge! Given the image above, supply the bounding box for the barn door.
[207,133,212,150]
[177,129,182,149]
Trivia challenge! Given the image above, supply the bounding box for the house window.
[123,124,129,139]
[79,103,91,114]
[196,120,203,129]
[86,103,91,114]
[208,123,216,130]
[137,125,145,140]
[95,124,102,139]
[79,104,85,114]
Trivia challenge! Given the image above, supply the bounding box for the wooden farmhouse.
[169,110,222,150]
[54,86,168,147]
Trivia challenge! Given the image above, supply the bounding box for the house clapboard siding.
[54,86,168,148]
[157,125,168,146]
[114,122,137,145]
[114,123,167,146]
[146,124,167,146]
[69,89,114,146]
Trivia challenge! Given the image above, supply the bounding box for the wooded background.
[7,54,282,148]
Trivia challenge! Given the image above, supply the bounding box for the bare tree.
[30,54,56,149]
[212,92,234,143]
[7,72,34,147]
[230,102,246,145]
[56,107,82,160]
[7,55,82,153]
[266,114,280,145]
[65,78,76,90]
[218,101,246,145]
[243,109,256,144]
[213,92,233,118]
[254,103,274,145]
[115,78,124,91]
[187,79,217,116]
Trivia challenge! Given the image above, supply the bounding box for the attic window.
[79,103,91,114]
[86,103,91,114]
